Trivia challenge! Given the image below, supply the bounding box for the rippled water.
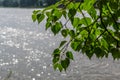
[0,8,120,80]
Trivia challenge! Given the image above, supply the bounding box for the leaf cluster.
[32,0,120,71]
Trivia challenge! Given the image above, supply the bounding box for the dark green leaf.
[68,8,76,19]
[86,50,94,59]
[66,51,74,60]
[94,47,106,58]
[53,48,60,55]
[61,29,68,38]
[62,10,67,19]
[58,64,63,72]
[61,58,70,71]
[53,63,59,70]
[59,41,67,48]
[111,48,120,60]
[69,30,75,38]
[52,56,59,64]
[37,14,45,23]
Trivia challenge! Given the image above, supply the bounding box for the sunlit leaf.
[51,22,62,35]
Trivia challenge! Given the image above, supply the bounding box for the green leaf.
[74,2,80,9]
[61,58,70,71]
[58,63,63,72]
[45,22,51,30]
[37,14,45,23]
[69,30,75,38]
[100,38,109,50]
[52,56,59,64]
[90,34,96,41]
[32,14,37,22]
[80,30,88,38]
[53,48,60,55]
[46,12,51,17]
[55,10,62,19]
[51,22,62,35]
[94,47,106,58]
[81,0,95,10]
[62,10,67,19]
[68,8,76,19]
[79,17,92,26]
[67,2,74,9]
[33,10,41,14]
[111,48,120,60]
[86,50,94,59]
[61,29,68,38]
[71,41,81,51]
[53,63,59,70]
[52,9,62,20]
[72,17,80,28]
[66,51,74,60]
[88,7,97,19]
[59,41,67,48]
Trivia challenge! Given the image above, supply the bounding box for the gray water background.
[0,8,120,80]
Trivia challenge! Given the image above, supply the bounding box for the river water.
[0,8,120,80]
